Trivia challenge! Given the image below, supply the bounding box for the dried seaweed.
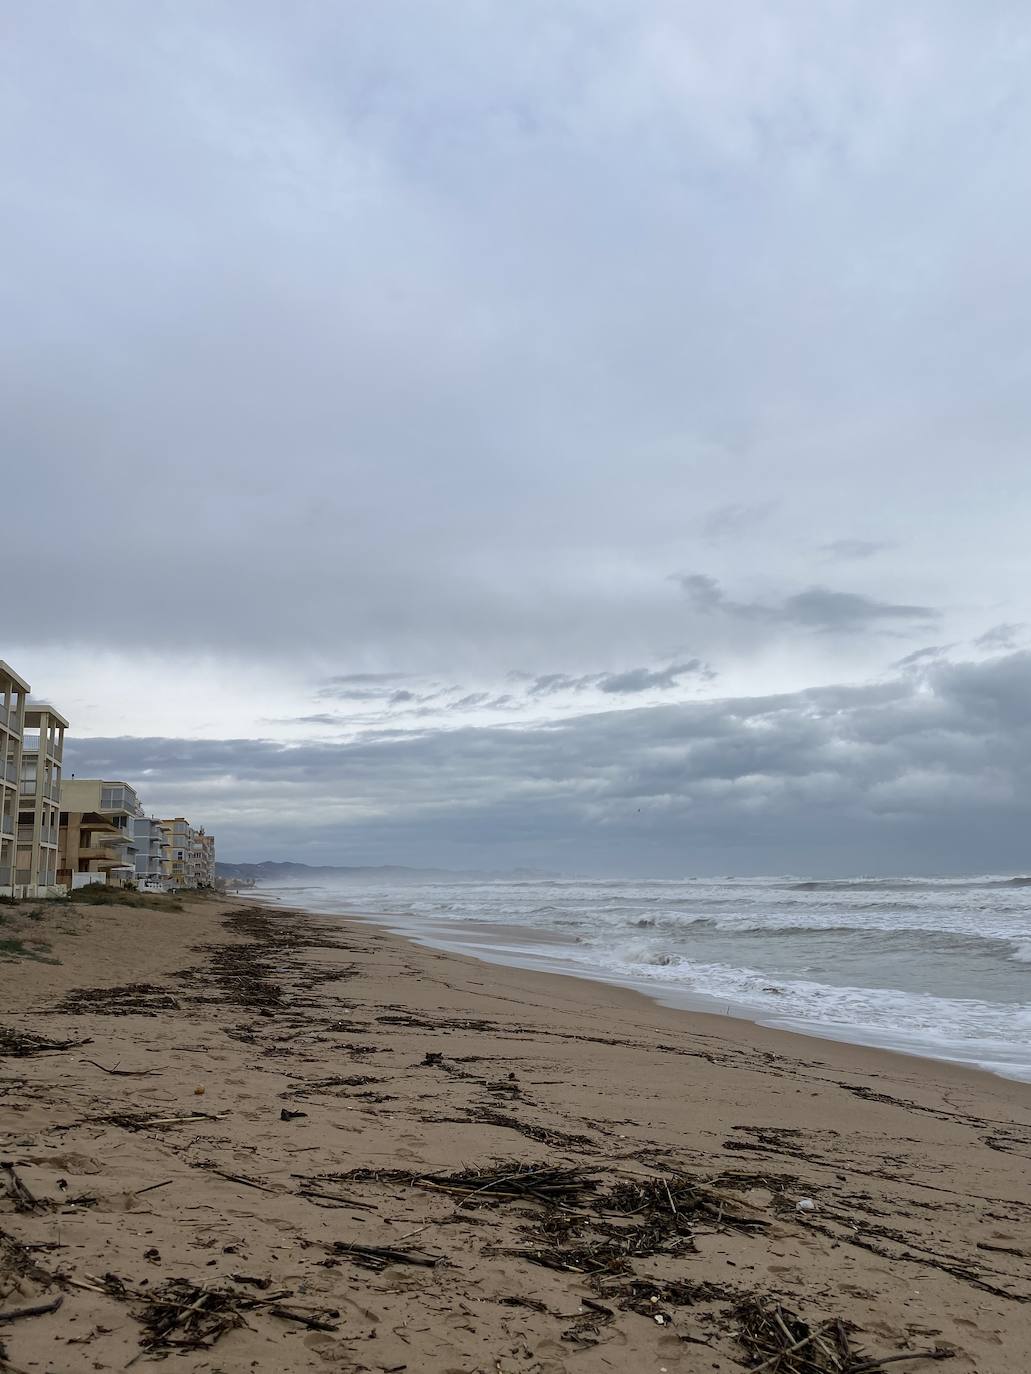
[0,1026,92,1057]
[599,1174,768,1233]
[0,1165,45,1215]
[417,1163,597,1208]
[736,1297,857,1372]
[329,1241,439,1271]
[50,984,179,1016]
[134,1278,339,1356]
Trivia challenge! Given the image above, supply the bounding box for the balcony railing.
[1,816,13,835]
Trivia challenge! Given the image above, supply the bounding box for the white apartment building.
[17,703,68,895]
[0,662,29,896]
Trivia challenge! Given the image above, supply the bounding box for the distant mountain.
[215,860,553,883]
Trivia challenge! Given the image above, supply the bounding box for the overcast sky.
[5,2,1031,875]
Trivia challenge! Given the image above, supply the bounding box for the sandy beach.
[2,892,1031,1373]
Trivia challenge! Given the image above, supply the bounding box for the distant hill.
[215,860,552,883]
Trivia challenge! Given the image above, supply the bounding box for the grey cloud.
[64,652,1031,877]
[676,575,938,634]
[271,713,348,727]
[975,623,1025,651]
[1,2,1027,687]
[596,661,715,693]
[526,661,713,696]
[699,502,776,541]
[820,540,892,561]
[891,645,952,670]
[323,674,411,685]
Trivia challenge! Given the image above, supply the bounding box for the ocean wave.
[1010,941,1031,963]
[559,945,1031,1042]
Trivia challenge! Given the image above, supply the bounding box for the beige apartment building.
[0,662,29,895]
[189,828,215,888]
[59,778,142,888]
[162,817,194,887]
[199,830,216,887]
[17,703,68,894]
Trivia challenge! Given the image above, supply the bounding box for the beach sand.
[2,892,1030,1372]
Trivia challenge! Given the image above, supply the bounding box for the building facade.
[17,704,68,895]
[162,817,194,887]
[132,816,172,886]
[59,779,143,887]
[0,662,29,896]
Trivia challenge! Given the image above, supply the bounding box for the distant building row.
[1,660,215,898]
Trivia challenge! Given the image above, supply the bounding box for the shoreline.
[254,888,1031,1089]
[2,892,1031,1372]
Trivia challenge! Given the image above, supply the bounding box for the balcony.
[1,815,13,835]
[78,844,130,864]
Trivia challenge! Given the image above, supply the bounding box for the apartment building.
[0,662,29,896]
[133,816,171,886]
[161,817,194,887]
[198,830,216,887]
[187,827,216,888]
[59,778,142,887]
[17,704,68,895]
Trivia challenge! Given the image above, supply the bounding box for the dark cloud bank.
[65,652,1031,878]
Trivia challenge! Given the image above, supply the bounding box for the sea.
[252,874,1031,1083]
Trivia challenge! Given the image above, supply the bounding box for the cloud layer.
[6,5,1031,870]
[65,651,1031,876]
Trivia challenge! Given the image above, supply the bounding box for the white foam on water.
[259,874,1031,1082]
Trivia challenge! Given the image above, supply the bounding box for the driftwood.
[330,1241,439,1271]
[0,1295,63,1323]
[0,1164,43,1214]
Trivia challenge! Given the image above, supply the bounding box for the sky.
[4,1,1031,876]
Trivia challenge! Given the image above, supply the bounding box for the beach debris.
[416,1162,597,1207]
[268,1303,340,1332]
[292,1173,380,1209]
[81,1058,161,1077]
[329,1241,440,1271]
[0,1227,55,1287]
[81,1271,342,1358]
[50,983,180,1016]
[280,1108,308,1121]
[280,1073,382,1099]
[0,1164,44,1215]
[796,1197,817,1213]
[89,1110,225,1132]
[202,1167,278,1194]
[460,1108,597,1152]
[0,1294,63,1323]
[559,1296,615,1346]
[603,1277,734,1317]
[735,1297,857,1372]
[0,1026,92,1057]
[600,1173,768,1233]
[136,1279,245,1354]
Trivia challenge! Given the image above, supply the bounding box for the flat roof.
[0,661,30,693]
[25,703,70,728]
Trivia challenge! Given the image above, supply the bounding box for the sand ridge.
[1,893,1030,1372]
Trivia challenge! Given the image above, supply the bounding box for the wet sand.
[2,892,1030,1372]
